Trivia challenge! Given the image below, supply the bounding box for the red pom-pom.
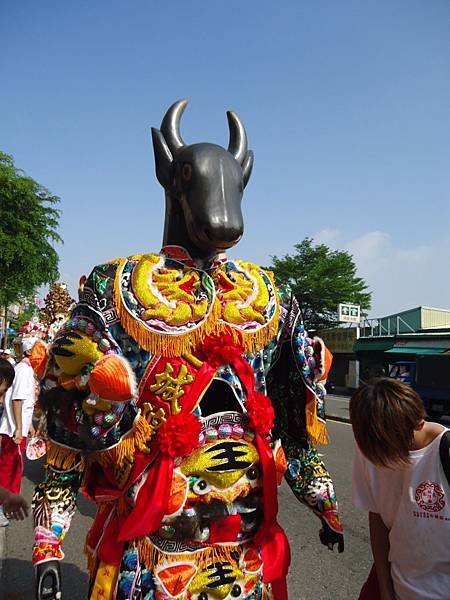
[201,333,244,368]
[157,412,201,458]
[246,391,275,436]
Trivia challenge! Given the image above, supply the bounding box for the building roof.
[370,306,450,335]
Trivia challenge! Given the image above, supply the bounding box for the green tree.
[269,237,371,331]
[0,152,61,345]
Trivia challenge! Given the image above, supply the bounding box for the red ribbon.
[118,455,173,541]
[118,360,216,541]
[254,432,291,593]
[203,334,291,597]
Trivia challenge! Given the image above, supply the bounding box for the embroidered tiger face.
[160,440,262,544]
[180,439,260,498]
[153,547,263,599]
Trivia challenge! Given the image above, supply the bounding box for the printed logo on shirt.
[415,481,445,512]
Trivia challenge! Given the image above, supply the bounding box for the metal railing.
[359,316,416,338]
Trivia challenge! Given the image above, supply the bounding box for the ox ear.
[151,127,173,189]
[242,150,254,189]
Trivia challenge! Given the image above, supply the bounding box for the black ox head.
[151,100,253,261]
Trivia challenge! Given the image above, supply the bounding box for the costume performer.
[33,101,344,600]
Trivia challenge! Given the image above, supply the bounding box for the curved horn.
[227,110,248,165]
[160,99,188,154]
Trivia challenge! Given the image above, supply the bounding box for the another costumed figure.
[33,101,344,600]
[40,282,75,343]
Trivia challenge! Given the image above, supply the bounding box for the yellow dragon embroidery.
[131,254,210,327]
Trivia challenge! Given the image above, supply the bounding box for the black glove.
[35,560,62,600]
[319,518,344,553]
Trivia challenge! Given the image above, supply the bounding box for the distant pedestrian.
[0,357,15,417]
[0,349,15,365]
[0,338,38,526]
[350,377,450,600]
[0,358,29,523]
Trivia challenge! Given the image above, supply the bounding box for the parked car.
[389,356,450,418]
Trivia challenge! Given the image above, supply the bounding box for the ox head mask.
[152,100,253,261]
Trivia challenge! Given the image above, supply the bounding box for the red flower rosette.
[157,412,201,458]
[201,332,244,368]
[246,391,275,437]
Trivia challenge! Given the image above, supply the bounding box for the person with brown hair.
[350,377,450,600]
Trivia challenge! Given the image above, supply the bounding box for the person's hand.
[319,518,344,553]
[28,424,36,438]
[3,492,29,520]
[13,428,23,444]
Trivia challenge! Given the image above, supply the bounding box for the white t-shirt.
[352,428,450,600]
[0,359,36,437]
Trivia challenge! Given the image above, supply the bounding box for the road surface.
[0,420,371,599]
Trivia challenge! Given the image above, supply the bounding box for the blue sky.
[2,0,449,317]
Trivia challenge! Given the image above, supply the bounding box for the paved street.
[325,394,351,423]
[0,419,371,600]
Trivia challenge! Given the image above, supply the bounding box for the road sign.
[338,303,360,323]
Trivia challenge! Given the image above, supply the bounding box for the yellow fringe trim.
[306,401,329,446]
[113,258,280,357]
[90,415,154,469]
[46,441,82,471]
[137,537,238,572]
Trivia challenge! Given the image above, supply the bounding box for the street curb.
[326,414,351,424]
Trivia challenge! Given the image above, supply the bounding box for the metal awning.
[354,340,395,352]
[385,347,446,355]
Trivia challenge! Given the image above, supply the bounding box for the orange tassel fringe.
[46,441,83,471]
[90,415,154,469]
[305,390,329,446]
[137,537,238,572]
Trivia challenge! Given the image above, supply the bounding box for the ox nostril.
[200,224,243,248]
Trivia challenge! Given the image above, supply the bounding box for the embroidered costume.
[33,245,343,600]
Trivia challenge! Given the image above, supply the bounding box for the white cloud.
[313,228,340,246]
[313,229,450,318]
[396,245,432,262]
[347,231,390,272]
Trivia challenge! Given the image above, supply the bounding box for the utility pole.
[2,305,7,349]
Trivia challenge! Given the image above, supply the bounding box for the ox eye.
[246,466,259,481]
[192,478,211,495]
[182,163,192,181]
